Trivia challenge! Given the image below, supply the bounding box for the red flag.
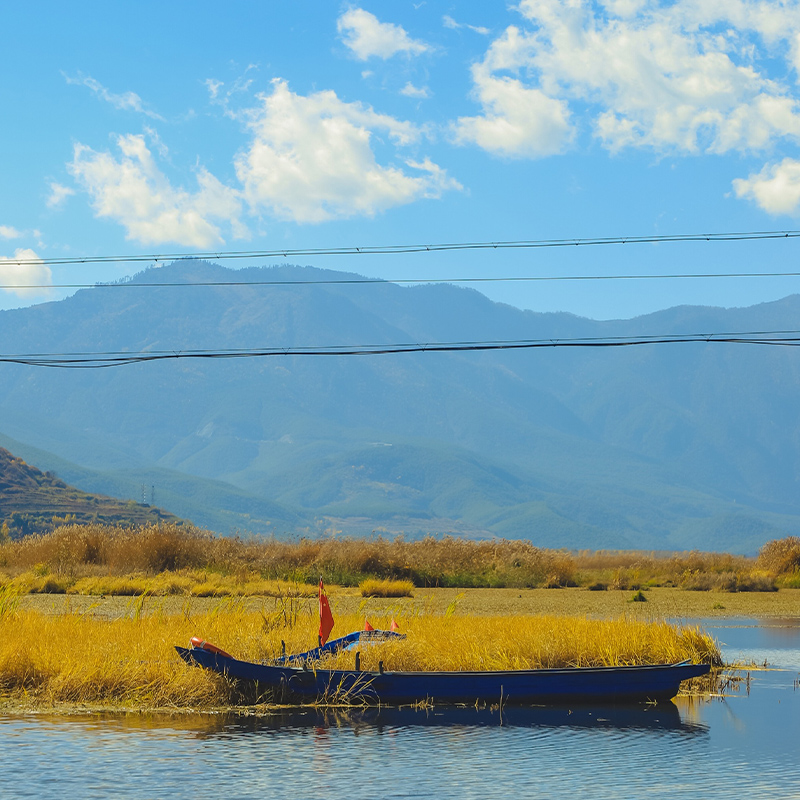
[390,618,400,632]
[364,618,375,631]
[318,578,334,646]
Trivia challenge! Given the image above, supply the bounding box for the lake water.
[3,618,799,800]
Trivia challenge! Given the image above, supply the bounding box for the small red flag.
[318,578,334,646]
[364,618,375,631]
[390,618,400,632]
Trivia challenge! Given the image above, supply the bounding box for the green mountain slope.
[0,260,798,552]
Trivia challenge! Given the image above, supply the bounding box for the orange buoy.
[189,637,233,659]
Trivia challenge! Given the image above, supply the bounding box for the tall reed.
[0,600,721,710]
[2,523,795,592]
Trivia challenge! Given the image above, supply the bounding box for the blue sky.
[2,0,800,320]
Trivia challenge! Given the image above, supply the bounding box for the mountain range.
[0,259,798,553]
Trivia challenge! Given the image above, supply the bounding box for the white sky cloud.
[205,79,223,100]
[204,66,258,119]
[733,158,800,215]
[338,8,430,60]
[0,248,53,298]
[400,82,430,99]
[0,225,21,239]
[442,14,490,35]
[456,0,800,158]
[235,79,459,223]
[64,72,164,120]
[46,182,75,209]
[452,28,573,157]
[69,134,246,247]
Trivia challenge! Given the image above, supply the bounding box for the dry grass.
[318,615,721,672]
[0,523,578,589]
[0,599,233,708]
[359,578,414,598]
[758,536,800,585]
[0,589,722,710]
[572,550,777,591]
[2,567,317,599]
[2,524,798,595]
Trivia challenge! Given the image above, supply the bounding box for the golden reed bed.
[2,524,798,594]
[0,594,721,711]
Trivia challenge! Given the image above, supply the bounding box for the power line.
[3,330,800,369]
[7,266,800,291]
[3,228,799,271]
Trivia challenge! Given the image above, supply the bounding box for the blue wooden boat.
[176,631,710,706]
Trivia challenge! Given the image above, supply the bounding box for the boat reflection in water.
[205,701,707,738]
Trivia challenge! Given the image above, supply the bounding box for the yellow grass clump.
[0,596,721,710]
[758,536,800,576]
[359,578,414,598]
[1,568,318,599]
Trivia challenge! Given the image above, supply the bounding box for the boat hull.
[175,646,710,705]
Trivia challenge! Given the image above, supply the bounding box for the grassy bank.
[0,595,721,710]
[2,524,799,594]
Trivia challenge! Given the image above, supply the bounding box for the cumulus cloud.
[456,0,800,158]
[46,182,75,209]
[69,134,246,246]
[733,158,800,214]
[338,8,430,60]
[234,79,460,223]
[453,28,573,157]
[0,225,21,239]
[0,248,53,298]
[64,72,164,119]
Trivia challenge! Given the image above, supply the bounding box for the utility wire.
[2,227,799,270]
[7,267,800,291]
[3,330,800,369]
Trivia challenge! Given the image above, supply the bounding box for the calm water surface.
[3,618,799,800]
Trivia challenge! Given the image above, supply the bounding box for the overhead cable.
[3,330,800,369]
[7,266,800,291]
[2,227,799,271]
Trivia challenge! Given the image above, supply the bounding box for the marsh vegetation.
[0,587,721,711]
[1,523,798,596]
